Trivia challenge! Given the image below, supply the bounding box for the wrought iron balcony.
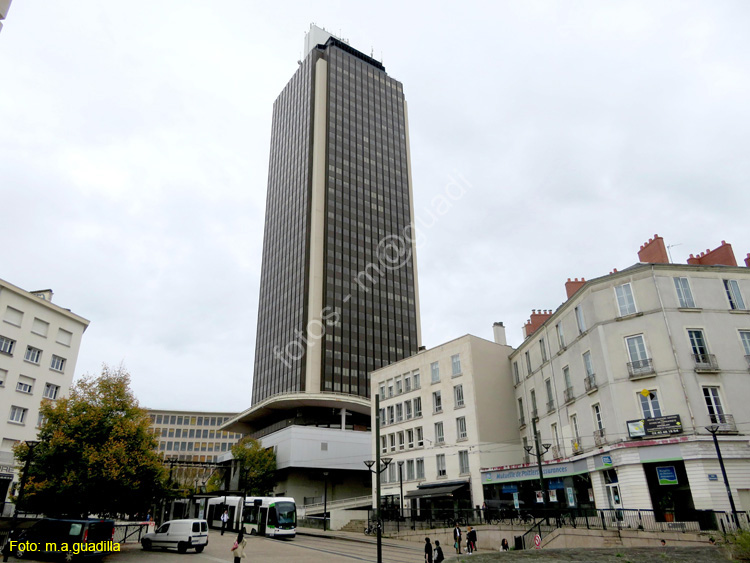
[571,439,583,455]
[546,400,555,413]
[693,353,719,372]
[710,413,737,433]
[551,445,561,459]
[519,416,526,428]
[584,374,597,393]
[564,386,575,404]
[531,408,538,420]
[627,358,655,379]
[594,428,606,446]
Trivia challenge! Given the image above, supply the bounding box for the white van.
[141,519,209,553]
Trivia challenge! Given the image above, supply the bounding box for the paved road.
[12,529,424,563]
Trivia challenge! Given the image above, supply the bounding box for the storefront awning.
[404,484,466,499]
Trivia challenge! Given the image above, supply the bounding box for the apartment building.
[147,409,242,462]
[370,331,522,514]
[0,278,89,514]
[485,236,750,519]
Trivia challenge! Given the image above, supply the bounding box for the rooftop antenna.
[667,243,682,264]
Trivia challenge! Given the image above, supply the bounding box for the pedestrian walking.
[501,538,510,551]
[481,502,488,524]
[221,509,230,535]
[453,524,462,554]
[231,530,247,563]
[434,540,445,563]
[424,537,433,563]
[467,526,477,553]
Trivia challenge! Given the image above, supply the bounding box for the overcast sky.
[1,1,748,412]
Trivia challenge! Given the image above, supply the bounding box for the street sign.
[534,534,541,549]
[708,474,718,481]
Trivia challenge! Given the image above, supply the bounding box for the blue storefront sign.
[657,466,678,486]
[502,484,518,493]
[482,459,588,484]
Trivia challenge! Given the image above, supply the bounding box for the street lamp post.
[12,440,39,531]
[706,424,739,527]
[323,471,329,532]
[524,417,551,521]
[365,394,392,563]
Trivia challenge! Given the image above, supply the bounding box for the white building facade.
[0,279,89,514]
[487,239,750,521]
[370,331,522,515]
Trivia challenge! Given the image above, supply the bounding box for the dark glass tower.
[252,27,421,405]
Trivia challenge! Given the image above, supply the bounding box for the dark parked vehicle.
[14,518,116,561]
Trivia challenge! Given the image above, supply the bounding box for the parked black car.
[14,518,116,561]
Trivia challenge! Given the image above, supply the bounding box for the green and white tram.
[242,496,296,538]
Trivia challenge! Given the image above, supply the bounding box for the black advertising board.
[627,414,682,438]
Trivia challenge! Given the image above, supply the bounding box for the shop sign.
[548,478,565,490]
[708,474,718,481]
[627,414,683,438]
[0,465,14,474]
[482,459,587,484]
[601,455,613,467]
[657,466,678,486]
[502,484,518,493]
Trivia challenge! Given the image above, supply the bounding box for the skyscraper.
[224,26,421,501]
[252,25,421,405]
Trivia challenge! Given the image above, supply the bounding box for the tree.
[231,436,276,495]
[15,364,167,518]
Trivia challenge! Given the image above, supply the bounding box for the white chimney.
[492,322,507,346]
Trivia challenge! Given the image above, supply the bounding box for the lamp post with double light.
[706,424,739,527]
[323,471,329,532]
[525,417,551,520]
[365,394,392,563]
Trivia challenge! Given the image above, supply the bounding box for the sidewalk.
[296,526,414,548]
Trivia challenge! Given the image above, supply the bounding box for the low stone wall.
[541,527,713,549]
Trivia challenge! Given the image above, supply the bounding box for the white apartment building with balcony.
[485,237,750,520]
[370,330,522,514]
[0,278,89,514]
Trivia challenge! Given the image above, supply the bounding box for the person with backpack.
[433,540,445,563]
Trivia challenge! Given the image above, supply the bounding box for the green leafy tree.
[15,364,167,518]
[231,436,276,495]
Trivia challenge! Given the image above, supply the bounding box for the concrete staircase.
[340,519,367,534]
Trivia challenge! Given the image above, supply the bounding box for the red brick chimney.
[565,278,586,299]
[524,309,553,338]
[638,234,669,264]
[687,241,737,267]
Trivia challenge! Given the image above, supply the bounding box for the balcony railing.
[571,439,583,455]
[519,416,526,428]
[594,428,606,446]
[551,445,561,459]
[531,408,538,420]
[710,413,737,433]
[546,400,555,413]
[584,374,597,393]
[693,353,719,372]
[564,386,575,404]
[627,358,655,379]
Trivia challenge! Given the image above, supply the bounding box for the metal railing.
[517,507,748,549]
[550,445,561,459]
[693,353,719,372]
[114,523,153,544]
[519,416,526,428]
[627,358,655,378]
[546,400,555,413]
[531,408,538,419]
[710,413,737,433]
[563,386,575,404]
[584,374,597,393]
[594,428,606,446]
